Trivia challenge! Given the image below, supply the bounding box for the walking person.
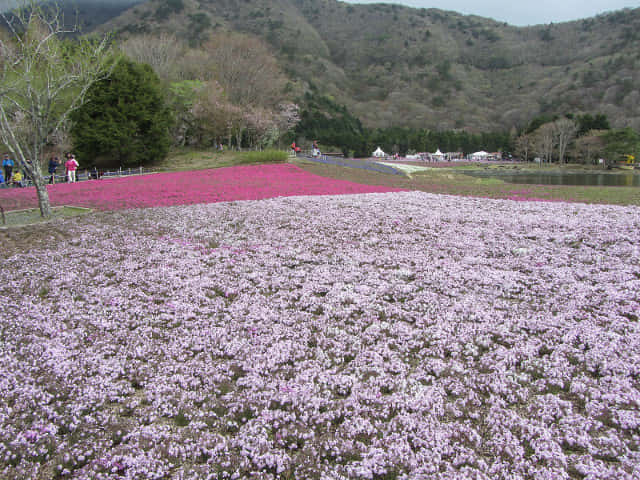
[65,154,79,183]
[2,153,14,182]
[63,152,70,181]
[48,156,60,184]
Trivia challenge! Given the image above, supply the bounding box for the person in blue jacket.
[2,153,14,182]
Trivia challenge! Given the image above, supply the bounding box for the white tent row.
[470,151,502,161]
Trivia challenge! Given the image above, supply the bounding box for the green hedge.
[237,150,289,164]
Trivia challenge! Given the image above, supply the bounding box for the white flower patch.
[1,192,639,479]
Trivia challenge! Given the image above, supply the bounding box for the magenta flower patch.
[0,164,402,211]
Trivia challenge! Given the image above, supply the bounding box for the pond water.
[464,171,640,187]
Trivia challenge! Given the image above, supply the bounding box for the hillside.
[95,0,640,132]
[65,0,144,32]
[0,0,143,32]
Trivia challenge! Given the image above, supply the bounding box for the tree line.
[513,113,639,166]
[292,93,514,157]
[72,30,301,167]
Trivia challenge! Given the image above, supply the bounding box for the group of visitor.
[0,152,81,187]
[290,140,321,157]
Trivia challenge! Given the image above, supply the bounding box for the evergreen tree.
[576,113,610,136]
[603,128,639,162]
[71,58,172,167]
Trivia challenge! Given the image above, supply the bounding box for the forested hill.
[0,1,143,32]
[92,0,640,132]
[63,0,144,33]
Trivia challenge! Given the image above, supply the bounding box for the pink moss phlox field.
[1,192,640,479]
[0,164,402,211]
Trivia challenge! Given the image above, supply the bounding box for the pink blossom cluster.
[1,192,639,479]
[0,164,402,211]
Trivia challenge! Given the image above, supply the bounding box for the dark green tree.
[576,113,610,136]
[603,127,639,162]
[71,58,171,167]
[294,94,367,156]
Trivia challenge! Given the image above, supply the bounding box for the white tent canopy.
[471,151,489,157]
[433,148,445,157]
[372,147,386,157]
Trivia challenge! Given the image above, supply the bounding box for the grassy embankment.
[151,148,289,171]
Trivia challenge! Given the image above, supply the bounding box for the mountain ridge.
[79,0,640,132]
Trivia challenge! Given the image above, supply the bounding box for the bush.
[237,150,288,164]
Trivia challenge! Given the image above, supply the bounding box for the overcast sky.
[346,0,639,26]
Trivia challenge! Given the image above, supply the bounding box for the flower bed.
[1,192,639,479]
[0,164,403,212]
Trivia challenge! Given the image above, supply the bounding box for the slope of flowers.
[0,164,402,211]
[1,192,639,479]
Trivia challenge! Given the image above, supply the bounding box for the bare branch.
[0,0,114,217]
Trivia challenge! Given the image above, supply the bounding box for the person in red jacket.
[65,155,79,183]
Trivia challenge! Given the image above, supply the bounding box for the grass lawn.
[292,157,640,206]
[150,148,288,171]
[0,205,91,228]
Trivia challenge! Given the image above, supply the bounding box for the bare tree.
[0,0,114,217]
[275,103,301,134]
[204,32,287,108]
[120,33,186,81]
[575,130,606,165]
[514,133,532,162]
[191,80,242,148]
[532,123,555,164]
[244,106,278,150]
[553,118,578,164]
[195,33,289,150]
